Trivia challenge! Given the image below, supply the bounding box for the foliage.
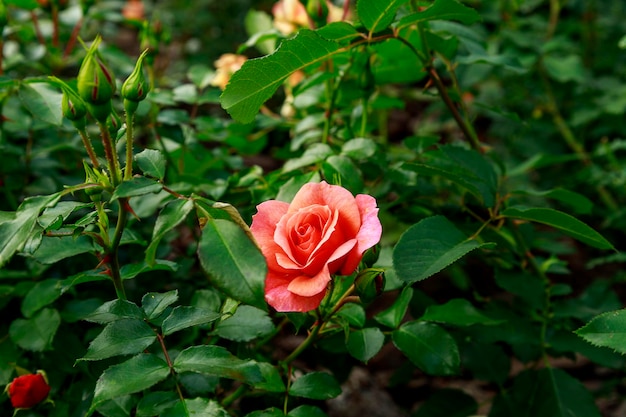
[1,0,626,416]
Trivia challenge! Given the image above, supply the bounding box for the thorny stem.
[156,332,186,404]
[51,3,59,48]
[30,11,46,46]
[98,121,122,186]
[124,112,134,181]
[78,128,101,169]
[63,18,83,58]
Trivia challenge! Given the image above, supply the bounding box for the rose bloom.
[122,0,145,21]
[210,53,247,90]
[273,0,349,35]
[7,372,51,409]
[251,181,382,312]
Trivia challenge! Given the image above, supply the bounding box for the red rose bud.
[77,36,117,106]
[306,0,328,28]
[6,371,51,409]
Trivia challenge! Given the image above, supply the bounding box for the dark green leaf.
[161,398,229,417]
[463,343,510,385]
[511,188,593,215]
[80,319,156,361]
[89,354,169,412]
[245,408,284,417]
[38,201,92,229]
[142,290,179,320]
[289,372,342,400]
[120,260,178,280]
[421,299,504,326]
[347,328,385,362]
[197,219,267,310]
[254,362,286,393]
[21,279,62,318]
[374,286,413,328]
[84,299,146,324]
[392,321,460,375]
[357,0,409,34]
[111,177,163,201]
[95,395,136,417]
[501,207,614,250]
[19,82,63,125]
[145,199,194,265]
[289,405,329,417]
[321,155,364,193]
[135,149,166,180]
[576,309,626,354]
[0,193,62,268]
[9,308,61,351]
[6,0,40,10]
[414,389,477,417]
[136,392,179,417]
[393,216,489,284]
[215,305,275,342]
[397,0,481,30]
[173,345,263,383]
[161,306,221,335]
[316,21,360,44]
[221,30,341,123]
[29,235,95,264]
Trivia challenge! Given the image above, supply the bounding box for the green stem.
[156,332,186,404]
[78,128,100,169]
[109,255,127,300]
[221,384,247,408]
[282,322,322,365]
[124,112,134,181]
[98,122,122,186]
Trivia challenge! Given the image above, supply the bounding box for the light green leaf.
[316,21,361,44]
[80,319,156,361]
[543,55,586,83]
[135,149,166,180]
[421,299,503,326]
[347,328,385,362]
[289,372,342,400]
[84,299,146,324]
[111,177,163,201]
[19,82,63,125]
[254,362,286,393]
[397,0,481,30]
[215,305,275,342]
[38,201,92,229]
[197,219,267,310]
[576,309,626,354]
[501,207,614,250]
[221,30,341,123]
[89,354,170,413]
[145,199,194,265]
[393,216,489,284]
[0,193,62,268]
[392,321,460,375]
[357,0,409,34]
[173,345,263,383]
[341,138,377,159]
[161,306,221,336]
[142,290,179,320]
[9,308,61,351]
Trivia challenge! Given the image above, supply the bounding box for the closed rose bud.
[122,49,150,113]
[61,88,87,121]
[77,36,117,106]
[6,371,51,409]
[306,0,328,28]
[354,268,385,305]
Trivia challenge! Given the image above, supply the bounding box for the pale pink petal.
[339,194,382,275]
[287,265,331,296]
[265,271,327,312]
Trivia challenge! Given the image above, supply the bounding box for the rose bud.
[77,36,117,106]
[306,0,328,28]
[6,371,51,410]
[121,49,150,114]
[355,268,385,305]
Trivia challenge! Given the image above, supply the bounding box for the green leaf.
[462,342,510,385]
[289,372,342,400]
[543,54,586,83]
[511,188,593,215]
[357,0,409,34]
[120,260,178,280]
[413,389,478,417]
[19,82,63,126]
[501,207,614,250]
[420,299,503,326]
[145,199,194,265]
[392,321,460,375]
[316,21,361,44]
[29,235,95,264]
[576,309,626,354]
[21,279,62,318]
[221,30,341,123]
[161,306,221,336]
[347,328,385,362]
[289,405,328,417]
[393,216,489,284]
[491,368,600,417]
[136,392,179,417]
[0,193,62,268]
[245,408,284,417]
[161,398,229,417]
[142,290,179,320]
[374,286,413,328]
[173,345,263,383]
[9,308,61,351]
[283,143,334,173]
[84,300,146,324]
[6,0,40,10]
[215,305,275,342]
[111,177,163,201]
[89,354,170,413]
[80,319,156,361]
[254,362,286,393]
[135,149,166,180]
[321,155,364,193]
[197,219,267,310]
[397,0,481,30]
[38,201,92,229]
[341,138,377,160]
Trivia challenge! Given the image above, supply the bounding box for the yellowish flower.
[210,54,247,90]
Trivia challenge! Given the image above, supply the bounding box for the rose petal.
[339,194,382,275]
[287,265,331,296]
[265,271,327,312]
[250,200,290,271]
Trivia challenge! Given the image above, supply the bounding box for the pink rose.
[251,182,382,312]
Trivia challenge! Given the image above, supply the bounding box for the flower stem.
[98,122,122,186]
[124,112,134,181]
[77,128,100,169]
